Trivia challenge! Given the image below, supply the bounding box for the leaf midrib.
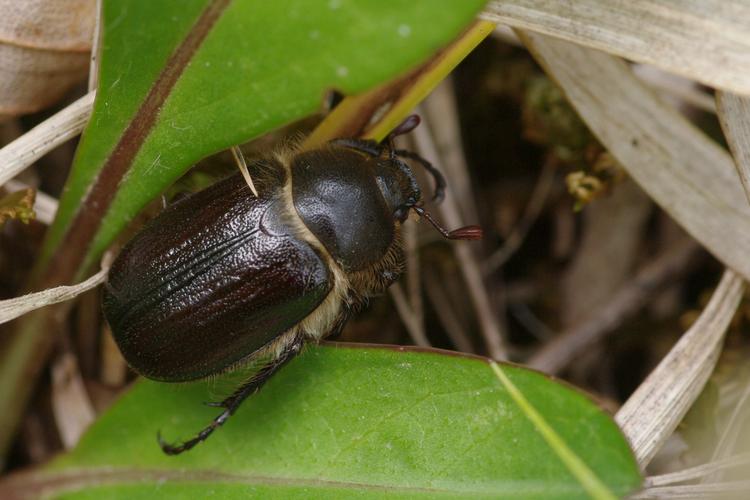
[42,0,232,286]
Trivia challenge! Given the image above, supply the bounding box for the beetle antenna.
[386,115,421,162]
[411,205,482,240]
[389,114,421,138]
[395,149,446,204]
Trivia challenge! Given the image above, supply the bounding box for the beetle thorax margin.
[273,149,354,345]
[273,143,406,344]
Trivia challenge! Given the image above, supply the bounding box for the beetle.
[102,117,481,455]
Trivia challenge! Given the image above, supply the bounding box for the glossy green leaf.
[41,0,486,273]
[27,345,641,498]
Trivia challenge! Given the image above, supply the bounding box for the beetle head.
[373,153,421,223]
[373,146,481,240]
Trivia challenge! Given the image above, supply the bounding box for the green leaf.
[41,0,486,274]
[31,345,641,498]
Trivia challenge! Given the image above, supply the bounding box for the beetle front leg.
[158,333,304,455]
[322,302,355,341]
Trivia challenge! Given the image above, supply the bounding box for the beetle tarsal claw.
[157,430,202,456]
[156,431,179,454]
[230,145,259,197]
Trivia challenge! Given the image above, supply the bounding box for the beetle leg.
[158,333,305,455]
[322,302,355,341]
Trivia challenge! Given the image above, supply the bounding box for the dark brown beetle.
[102,117,481,454]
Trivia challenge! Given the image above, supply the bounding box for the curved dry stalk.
[420,81,480,225]
[0,258,110,326]
[423,271,475,353]
[485,156,556,273]
[411,119,508,360]
[0,91,94,187]
[389,283,430,347]
[528,239,697,374]
[403,218,425,342]
[509,302,554,342]
[386,215,426,347]
[615,270,745,467]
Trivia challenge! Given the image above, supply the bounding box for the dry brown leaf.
[0,0,96,116]
[483,0,750,95]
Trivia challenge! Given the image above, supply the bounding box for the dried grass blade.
[645,452,750,487]
[0,92,94,187]
[483,0,750,95]
[0,261,109,325]
[615,270,744,467]
[412,121,508,360]
[634,481,750,499]
[717,92,750,205]
[528,238,697,374]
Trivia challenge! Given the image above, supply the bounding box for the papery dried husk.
[0,0,95,118]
